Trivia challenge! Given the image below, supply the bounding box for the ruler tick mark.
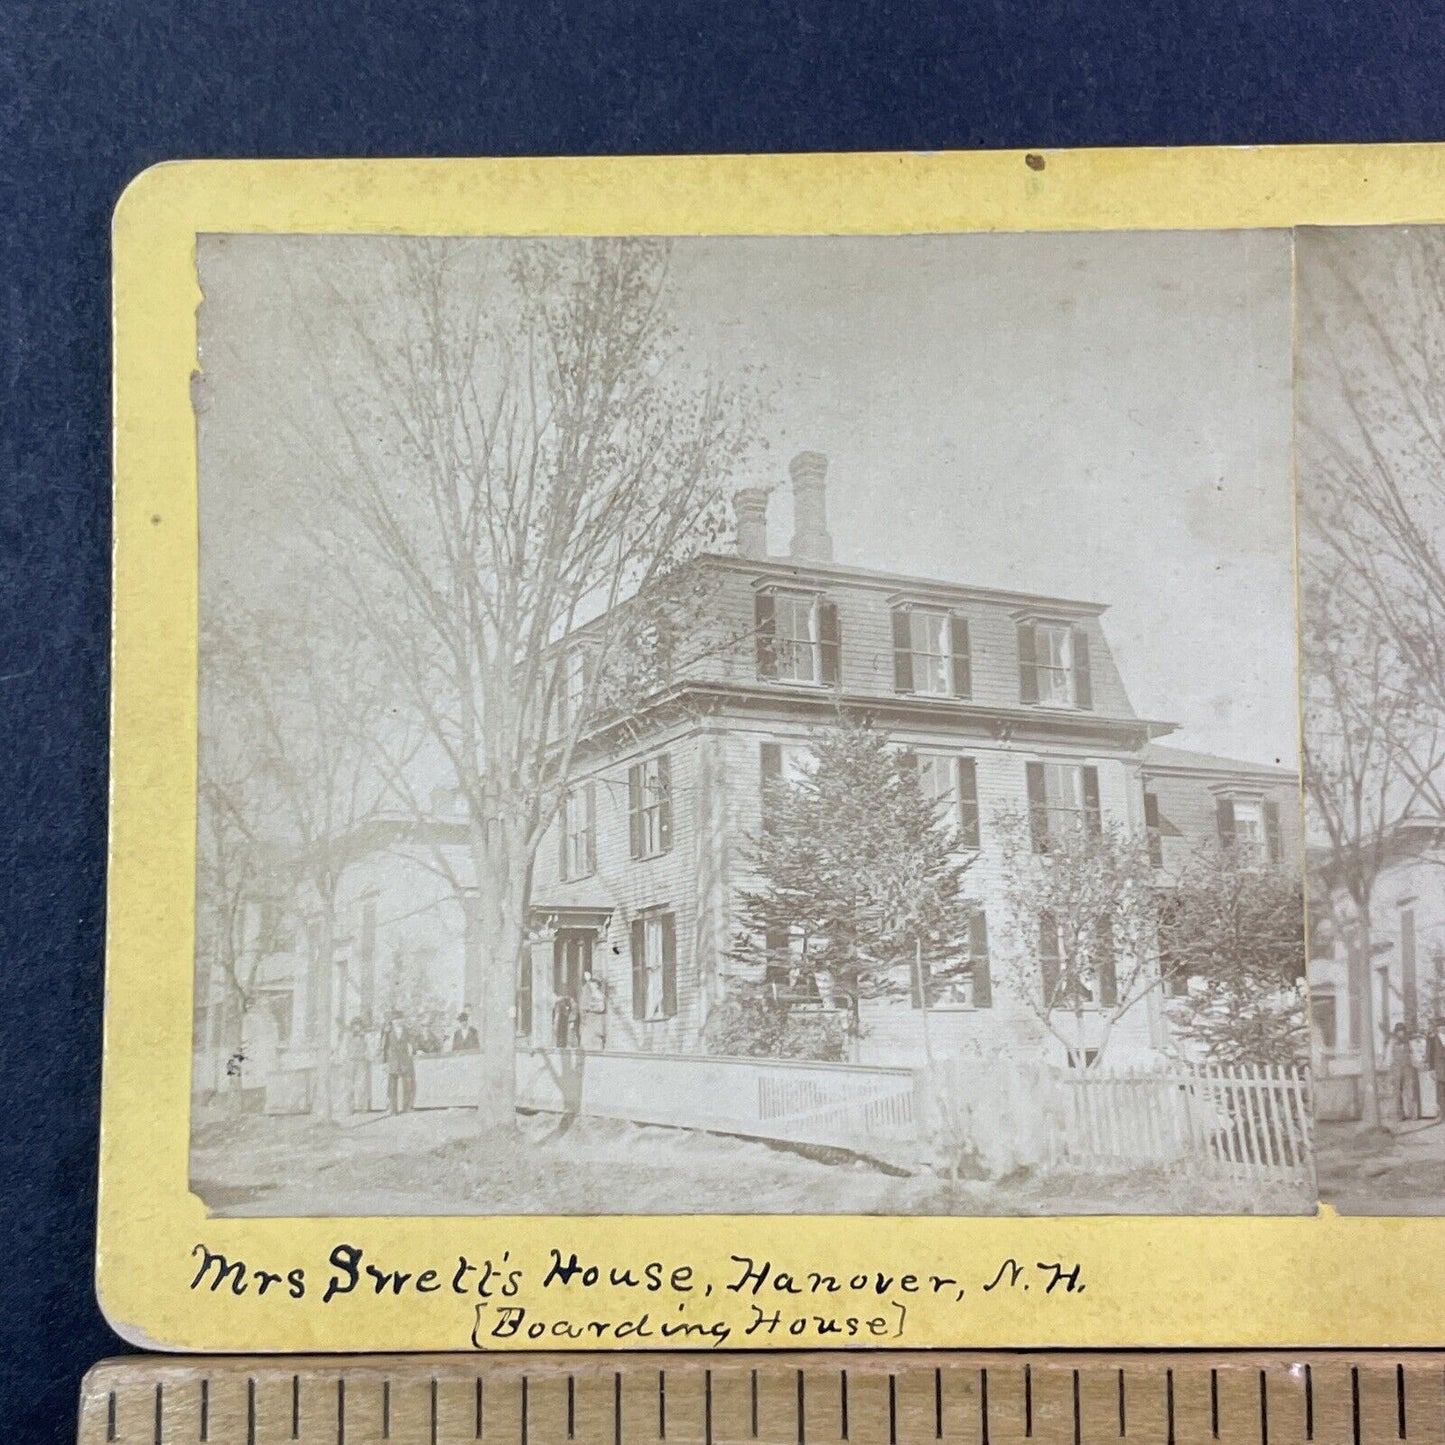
[475,1376,484,1439]
[981,1367,990,1445]
[1305,1364,1314,1441]
[1119,1368,1128,1436]
[750,1369,759,1439]
[935,1366,943,1440]
[889,1374,898,1445]
[797,1368,806,1445]
[1259,1370,1268,1445]
[704,1369,713,1445]
[1073,1370,1082,1445]
[658,1369,666,1440]
[1167,1369,1175,1445]
[614,1371,622,1445]
[293,1373,301,1439]
[841,1369,850,1440]
[1353,1367,1362,1445]
[1025,1364,1034,1438]
[201,1378,210,1442]
[521,1374,529,1445]
[383,1379,391,1439]
[567,1374,576,1440]
[247,1377,257,1445]
[430,1378,438,1445]
[1397,1362,1407,1439]
[1211,1369,1220,1439]
[153,1382,163,1445]
[107,1390,116,1442]
[337,1376,346,1445]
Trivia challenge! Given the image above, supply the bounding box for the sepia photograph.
[188,228,1312,1217]
[1299,226,1445,1216]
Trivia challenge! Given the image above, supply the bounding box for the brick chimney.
[733,486,770,560]
[788,451,833,562]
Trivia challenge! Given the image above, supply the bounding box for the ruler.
[79,1351,1445,1444]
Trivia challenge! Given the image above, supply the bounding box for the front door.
[553,930,594,1003]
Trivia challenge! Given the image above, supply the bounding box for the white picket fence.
[1053,1062,1313,1185]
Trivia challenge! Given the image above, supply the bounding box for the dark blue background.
[3,1,1444,1438]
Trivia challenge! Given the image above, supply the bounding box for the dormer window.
[755,589,841,686]
[890,603,971,699]
[1017,618,1093,710]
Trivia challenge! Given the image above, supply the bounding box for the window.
[558,783,597,881]
[904,752,981,849]
[1144,791,1164,868]
[1039,911,1115,1010]
[1017,620,1093,710]
[755,591,840,686]
[911,910,992,1009]
[1216,796,1283,865]
[891,606,971,698]
[631,911,678,1021]
[560,645,594,732]
[628,755,672,859]
[760,741,815,825]
[1026,760,1101,851]
[1312,991,1338,1052]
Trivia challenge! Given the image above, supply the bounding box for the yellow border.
[105,146,1445,1352]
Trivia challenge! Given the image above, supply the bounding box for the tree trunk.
[1354,915,1382,1127]
[471,838,527,1132]
[310,907,337,1121]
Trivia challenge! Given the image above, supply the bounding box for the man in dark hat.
[1388,1021,1419,1122]
[379,1009,416,1114]
[450,1011,480,1053]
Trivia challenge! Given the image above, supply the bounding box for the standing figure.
[379,1010,416,1114]
[1427,1016,1445,1122]
[551,990,578,1049]
[579,971,607,1052]
[344,1017,371,1115]
[450,1011,480,1052]
[1388,1021,1419,1122]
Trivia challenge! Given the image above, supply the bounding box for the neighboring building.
[194,452,1304,1099]
[1308,816,1445,1119]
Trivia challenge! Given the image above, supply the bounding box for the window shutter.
[558,793,570,882]
[1072,626,1093,709]
[1082,766,1102,836]
[661,913,678,1017]
[957,756,980,849]
[585,783,597,873]
[970,910,992,1007]
[1017,622,1039,704]
[1264,799,1283,863]
[627,764,643,858]
[517,953,533,1038]
[656,754,673,852]
[818,599,842,686]
[1096,915,1118,1009]
[630,918,646,1020]
[754,591,777,679]
[760,742,782,828]
[1026,760,1048,853]
[891,607,914,693]
[1039,911,1061,1009]
[1217,797,1237,851]
[949,615,972,699]
[1144,789,1163,867]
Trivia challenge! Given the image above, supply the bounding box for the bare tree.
[996,809,1160,1069]
[291,238,757,1128]
[1299,568,1445,1124]
[201,590,398,1118]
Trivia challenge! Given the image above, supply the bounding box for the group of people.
[343,1007,482,1115]
[1386,1017,1445,1123]
[551,971,607,1050]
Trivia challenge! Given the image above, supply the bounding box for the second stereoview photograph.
[187,227,1317,1217]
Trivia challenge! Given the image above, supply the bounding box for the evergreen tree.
[727,715,976,1051]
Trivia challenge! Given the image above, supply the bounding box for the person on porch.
[450,1011,480,1052]
[579,970,607,1051]
[379,1010,416,1114]
[1388,1022,1420,1122]
[1427,1016,1445,1122]
[551,990,578,1049]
